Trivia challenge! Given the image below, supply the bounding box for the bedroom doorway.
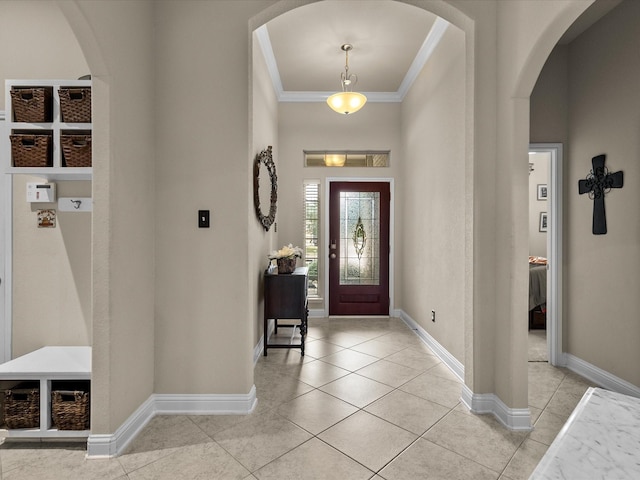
[529,144,563,366]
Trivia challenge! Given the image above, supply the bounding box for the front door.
[329,182,390,315]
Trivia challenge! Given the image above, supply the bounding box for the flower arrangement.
[268,244,303,274]
[268,243,303,260]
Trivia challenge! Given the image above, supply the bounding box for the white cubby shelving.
[2,79,92,180]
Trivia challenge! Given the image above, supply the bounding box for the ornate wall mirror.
[253,146,278,231]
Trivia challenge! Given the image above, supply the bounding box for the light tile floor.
[0,318,595,479]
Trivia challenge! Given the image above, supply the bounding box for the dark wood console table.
[263,266,308,356]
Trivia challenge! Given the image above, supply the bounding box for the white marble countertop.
[530,387,640,479]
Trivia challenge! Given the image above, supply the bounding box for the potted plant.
[268,244,303,274]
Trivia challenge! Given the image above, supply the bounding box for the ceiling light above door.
[326,44,367,115]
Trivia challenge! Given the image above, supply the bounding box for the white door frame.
[529,143,563,366]
[324,177,395,317]
[0,172,12,363]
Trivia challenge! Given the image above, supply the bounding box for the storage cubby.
[0,347,91,438]
[3,79,92,180]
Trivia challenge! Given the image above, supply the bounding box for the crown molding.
[255,17,449,104]
[278,90,403,103]
[397,16,449,100]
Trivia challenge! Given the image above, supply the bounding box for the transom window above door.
[304,151,390,168]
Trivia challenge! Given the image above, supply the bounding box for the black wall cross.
[578,154,623,235]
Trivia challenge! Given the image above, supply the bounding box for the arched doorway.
[249,0,477,408]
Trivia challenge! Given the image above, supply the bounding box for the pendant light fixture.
[326,44,367,115]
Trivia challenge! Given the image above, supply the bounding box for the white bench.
[0,346,91,438]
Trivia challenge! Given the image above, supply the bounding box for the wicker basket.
[52,390,90,430]
[10,87,52,123]
[10,134,52,167]
[59,88,91,123]
[4,388,40,429]
[61,134,92,167]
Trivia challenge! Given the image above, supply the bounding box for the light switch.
[198,210,210,228]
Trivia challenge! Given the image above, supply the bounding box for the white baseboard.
[398,310,464,382]
[154,388,257,415]
[564,353,640,398]
[87,386,257,458]
[399,309,531,431]
[254,336,264,365]
[87,395,155,458]
[89,316,638,458]
[461,385,532,431]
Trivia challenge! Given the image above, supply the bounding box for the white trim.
[399,309,532,430]
[255,19,448,103]
[308,308,325,318]
[253,335,264,365]
[564,353,640,398]
[398,309,463,382]
[87,395,155,458]
[397,17,449,100]
[87,387,257,458]
[253,319,277,365]
[1,174,12,363]
[255,25,284,99]
[529,143,563,366]
[154,389,258,415]
[324,178,395,316]
[460,386,533,431]
[278,90,402,103]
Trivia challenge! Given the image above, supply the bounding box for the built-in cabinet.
[0,79,93,439]
[2,79,92,180]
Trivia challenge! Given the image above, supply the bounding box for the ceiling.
[258,0,622,104]
[258,1,440,103]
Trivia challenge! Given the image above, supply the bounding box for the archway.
[249,0,477,402]
[508,0,593,422]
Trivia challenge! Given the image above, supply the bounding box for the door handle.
[330,253,336,259]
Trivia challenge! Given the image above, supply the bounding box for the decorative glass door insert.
[340,191,380,286]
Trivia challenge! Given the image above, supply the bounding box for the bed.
[529,257,547,329]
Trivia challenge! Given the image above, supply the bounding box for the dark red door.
[329,182,390,315]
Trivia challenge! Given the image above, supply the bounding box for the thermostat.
[26,182,56,203]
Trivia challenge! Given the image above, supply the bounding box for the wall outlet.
[431,310,436,322]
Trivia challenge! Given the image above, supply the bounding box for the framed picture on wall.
[537,184,548,200]
[539,212,548,232]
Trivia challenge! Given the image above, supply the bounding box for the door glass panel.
[339,192,380,285]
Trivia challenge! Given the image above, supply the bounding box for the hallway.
[0,317,593,479]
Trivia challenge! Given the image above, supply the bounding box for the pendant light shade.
[327,44,367,115]
[327,92,367,115]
